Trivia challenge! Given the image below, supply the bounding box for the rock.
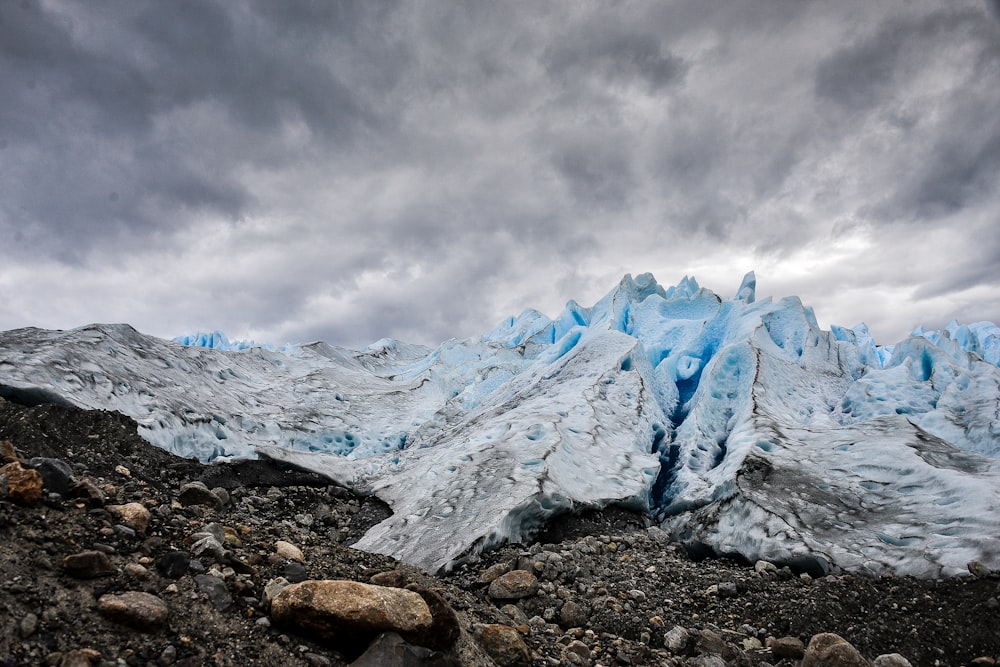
[0,439,17,462]
[97,591,169,631]
[968,561,993,578]
[108,502,151,533]
[970,658,997,667]
[282,561,308,583]
[664,625,690,653]
[62,550,116,578]
[56,648,102,667]
[562,640,591,666]
[478,562,511,584]
[177,481,223,509]
[271,580,433,640]
[693,656,727,667]
[72,478,105,506]
[488,570,539,601]
[124,562,151,579]
[275,540,305,562]
[349,631,454,667]
[873,654,913,667]
[696,628,739,661]
[717,581,738,597]
[479,624,531,667]
[408,586,460,651]
[263,577,291,605]
[157,644,177,666]
[768,636,806,659]
[0,461,43,504]
[19,612,38,638]
[371,569,410,588]
[802,633,870,667]
[156,550,191,579]
[211,486,229,506]
[28,457,74,496]
[559,600,589,629]
[755,560,779,576]
[194,573,233,611]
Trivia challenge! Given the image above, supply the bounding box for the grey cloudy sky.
[2,0,999,348]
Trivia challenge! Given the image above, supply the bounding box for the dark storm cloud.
[2,1,999,347]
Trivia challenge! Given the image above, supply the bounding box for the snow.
[2,273,999,576]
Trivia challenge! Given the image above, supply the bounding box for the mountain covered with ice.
[1,273,999,577]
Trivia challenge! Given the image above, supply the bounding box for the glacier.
[1,272,999,577]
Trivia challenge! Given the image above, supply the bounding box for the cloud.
[1,1,999,348]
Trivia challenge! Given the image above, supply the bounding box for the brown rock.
[0,461,43,504]
[802,633,870,667]
[478,562,511,584]
[768,636,806,659]
[108,502,151,533]
[271,580,433,639]
[559,600,589,629]
[275,540,304,562]
[487,570,539,601]
[63,551,116,578]
[479,624,531,667]
[72,478,106,506]
[873,654,913,667]
[97,591,169,631]
[57,648,102,667]
[370,569,410,588]
[1,439,20,463]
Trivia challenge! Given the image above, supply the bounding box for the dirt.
[1,396,998,666]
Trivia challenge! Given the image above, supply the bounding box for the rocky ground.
[1,396,998,667]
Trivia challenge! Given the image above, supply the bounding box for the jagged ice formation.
[1,273,998,577]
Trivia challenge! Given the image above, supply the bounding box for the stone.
[72,478,105,506]
[559,600,589,629]
[271,580,433,639]
[63,551,116,578]
[275,540,305,562]
[177,481,223,509]
[282,561,308,583]
[802,633,870,667]
[664,625,690,653]
[264,577,291,605]
[970,658,997,667]
[873,655,913,667]
[156,550,191,579]
[108,502,151,533]
[755,559,779,575]
[768,636,806,659]
[488,570,539,601]
[349,631,452,667]
[57,648,102,667]
[717,581,738,597]
[0,461,43,504]
[97,591,169,631]
[562,640,591,666]
[20,612,39,638]
[194,574,233,611]
[408,586,460,651]
[371,569,410,588]
[0,439,17,462]
[479,624,531,667]
[968,561,993,578]
[478,562,511,584]
[28,457,74,496]
[693,656,727,667]
[696,628,739,661]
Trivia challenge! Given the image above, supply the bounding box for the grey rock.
[28,457,74,496]
[194,573,233,611]
[178,481,223,509]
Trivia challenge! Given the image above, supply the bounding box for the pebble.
[156,550,191,578]
[274,540,304,562]
[873,654,913,667]
[559,600,589,628]
[177,481,223,509]
[802,633,869,667]
[107,502,151,533]
[768,635,806,659]
[488,570,540,601]
[479,624,531,667]
[194,573,234,611]
[96,591,170,631]
[20,612,38,638]
[62,551,116,578]
[28,457,74,497]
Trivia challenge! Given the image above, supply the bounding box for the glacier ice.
[1,272,999,576]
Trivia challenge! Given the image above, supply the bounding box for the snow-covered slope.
[1,273,999,576]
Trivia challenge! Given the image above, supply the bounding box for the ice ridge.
[1,274,999,576]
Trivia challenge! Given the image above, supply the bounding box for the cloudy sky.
[2,1,999,348]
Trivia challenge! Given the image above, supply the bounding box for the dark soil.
[1,397,998,666]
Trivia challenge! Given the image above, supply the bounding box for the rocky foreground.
[1,397,998,667]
